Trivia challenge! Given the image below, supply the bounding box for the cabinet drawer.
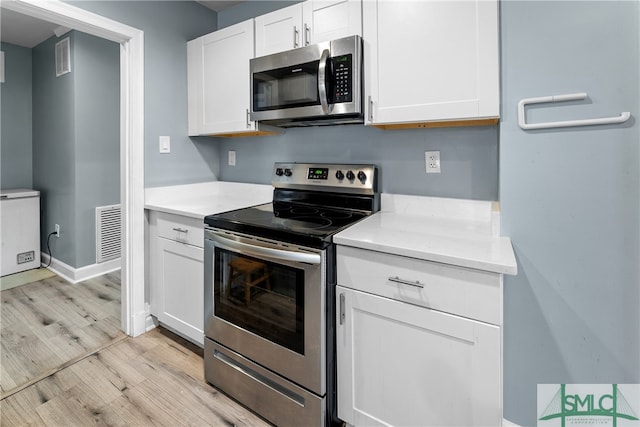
[336,245,502,325]
[156,212,204,248]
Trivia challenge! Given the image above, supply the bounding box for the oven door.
[204,228,326,395]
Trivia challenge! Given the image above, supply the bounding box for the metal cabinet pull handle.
[339,293,345,325]
[388,276,424,288]
[368,96,373,122]
[246,108,251,128]
[293,26,299,48]
[172,227,189,233]
[304,23,311,46]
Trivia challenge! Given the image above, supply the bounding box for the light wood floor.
[1,270,270,425]
[1,271,124,397]
[0,327,271,426]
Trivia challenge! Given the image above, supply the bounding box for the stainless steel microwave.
[250,35,362,127]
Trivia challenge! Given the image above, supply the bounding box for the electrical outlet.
[425,151,441,174]
[55,224,60,237]
[228,150,236,166]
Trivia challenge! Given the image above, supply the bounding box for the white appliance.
[0,189,41,276]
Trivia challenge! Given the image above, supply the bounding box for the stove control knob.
[335,170,345,180]
[357,171,367,182]
[284,168,293,177]
[275,168,284,176]
[346,170,355,181]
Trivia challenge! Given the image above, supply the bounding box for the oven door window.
[214,248,305,355]
[253,60,320,111]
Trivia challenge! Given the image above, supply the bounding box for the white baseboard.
[41,253,121,284]
[146,314,158,332]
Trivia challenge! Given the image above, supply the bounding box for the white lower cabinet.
[149,211,204,346]
[336,246,503,426]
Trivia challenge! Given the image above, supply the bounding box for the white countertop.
[146,185,517,275]
[145,181,273,219]
[334,194,517,275]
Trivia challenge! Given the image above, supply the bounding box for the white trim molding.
[2,0,145,337]
[41,253,121,284]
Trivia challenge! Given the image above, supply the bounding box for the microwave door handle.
[318,49,332,115]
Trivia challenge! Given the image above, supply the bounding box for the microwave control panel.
[332,54,352,104]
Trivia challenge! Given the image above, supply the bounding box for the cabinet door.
[303,0,362,45]
[254,1,361,56]
[187,19,255,136]
[254,3,303,57]
[156,237,204,346]
[364,0,499,125]
[336,286,501,426]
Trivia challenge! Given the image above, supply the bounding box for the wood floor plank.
[2,270,271,427]
[0,393,47,426]
[34,386,111,427]
[0,374,71,426]
[1,271,124,395]
[95,394,160,427]
[0,327,272,427]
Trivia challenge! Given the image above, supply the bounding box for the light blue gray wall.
[33,31,120,268]
[67,0,222,187]
[1,42,33,189]
[218,124,499,200]
[217,0,301,29]
[500,2,639,425]
[32,33,77,266]
[73,31,120,267]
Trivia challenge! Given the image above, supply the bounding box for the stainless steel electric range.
[203,162,379,427]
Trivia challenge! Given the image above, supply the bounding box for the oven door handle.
[211,234,321,265]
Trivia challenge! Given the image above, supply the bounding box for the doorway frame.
[2,0,145,336]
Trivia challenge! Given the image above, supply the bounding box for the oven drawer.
[205,338,325,427]
[156,212,204,248]
[336,245,503,325]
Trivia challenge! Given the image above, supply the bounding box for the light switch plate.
[228,150,236,166]
[159,136,170,153]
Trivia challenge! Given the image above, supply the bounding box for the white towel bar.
[518,92,631,130]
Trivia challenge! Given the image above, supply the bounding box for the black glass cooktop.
[204,200,371,249]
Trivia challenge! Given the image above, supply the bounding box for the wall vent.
[55,37,71,77]
[96,204,121,263]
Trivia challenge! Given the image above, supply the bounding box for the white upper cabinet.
[254,3,303,57]
[363,0,500,127]
[254,0,362,57]
[304,0,362,45]
[188,20,264,136]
